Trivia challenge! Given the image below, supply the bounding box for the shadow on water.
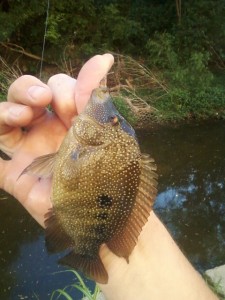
[138,120,225,273]
[0,120,224,298]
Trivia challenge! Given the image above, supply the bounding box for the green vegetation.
[145,30,225,122]
[113,95,138,125]
[1,0,225,123]
[49,270,101,300]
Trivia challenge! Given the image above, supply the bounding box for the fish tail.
[59,251,108,284]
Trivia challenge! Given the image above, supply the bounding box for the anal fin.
[44,208,74,253]
[45,209,109,283]
[59,251,108,284]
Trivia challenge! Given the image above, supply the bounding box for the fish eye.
[110,115,119,126]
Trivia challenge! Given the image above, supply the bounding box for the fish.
[20,79,158,284]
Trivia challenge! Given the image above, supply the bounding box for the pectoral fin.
[18,152,57,179]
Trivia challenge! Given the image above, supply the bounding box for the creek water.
[0,120,224,299]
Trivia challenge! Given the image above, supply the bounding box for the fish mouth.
[92,87,109,103]
[92,76,109,102]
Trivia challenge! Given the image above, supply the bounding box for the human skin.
[0,54,218,299]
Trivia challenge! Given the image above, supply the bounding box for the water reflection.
[138,120,225,273]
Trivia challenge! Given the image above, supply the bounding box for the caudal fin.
[59,251,108,284]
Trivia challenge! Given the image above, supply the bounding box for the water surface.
[0,120,224,298]
[138,120,225,272]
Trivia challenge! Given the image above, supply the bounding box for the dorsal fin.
[18,152,57,179]
[106,153,158,260]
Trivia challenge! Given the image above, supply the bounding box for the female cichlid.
[21,81,158,284]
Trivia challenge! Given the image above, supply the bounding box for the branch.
[0,42,58,67]
[0,42,44,61]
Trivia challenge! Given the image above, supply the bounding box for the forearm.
[99,212,218,300]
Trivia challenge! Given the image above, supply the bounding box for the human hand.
[0,53,114,226]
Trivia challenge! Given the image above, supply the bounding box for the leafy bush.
[145,29,225,122]
[153,84,225,122]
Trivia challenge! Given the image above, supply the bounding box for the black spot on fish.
[97,195,113,208]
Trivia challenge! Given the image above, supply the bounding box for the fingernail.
[9,106,25,117]
[28,85,47,101]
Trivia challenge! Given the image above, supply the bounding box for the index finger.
[7,74,53,123]
[8,75,52,107]
[0,75,52,154]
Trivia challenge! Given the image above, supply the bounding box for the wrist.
[99,212,218,300]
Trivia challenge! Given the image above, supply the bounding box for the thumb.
[75,54,114,113]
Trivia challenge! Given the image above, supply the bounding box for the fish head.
[77,86,136,140]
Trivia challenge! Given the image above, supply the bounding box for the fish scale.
[20,83,158,284]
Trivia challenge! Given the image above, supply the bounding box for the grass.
[112,94,138,125]
[49,270,101,300]
[0,56,22,102]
